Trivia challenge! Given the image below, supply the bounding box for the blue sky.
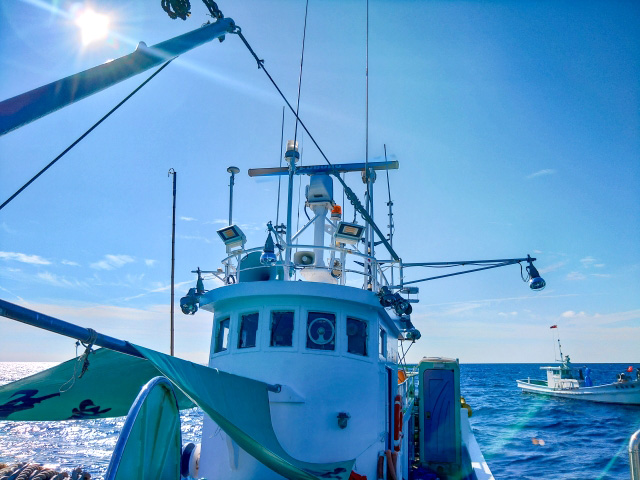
[1,0,638,363]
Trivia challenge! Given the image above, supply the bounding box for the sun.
[75,8,110,46]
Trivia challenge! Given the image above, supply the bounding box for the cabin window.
[270,311,294,347]
[238,312,259,349]
[379,328,387,358]
[306,312,336,351]
[214,317,230,353]
[346,317,367,356]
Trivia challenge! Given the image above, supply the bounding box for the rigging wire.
[292,0,310,235]
[292,0,310,150]
[0,60,174,212]
[233,28,400,262]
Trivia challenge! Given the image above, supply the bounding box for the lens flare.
[75,8,109,46]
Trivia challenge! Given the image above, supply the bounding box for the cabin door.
[422,368,455,463]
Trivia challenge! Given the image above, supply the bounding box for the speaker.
[294,251,315,266]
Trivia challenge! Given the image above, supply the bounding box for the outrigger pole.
[0,298,283,392]
[0,17,236,136]
[0,299,142,358]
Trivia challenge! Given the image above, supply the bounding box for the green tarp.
[0,346,355,480]
[0,348,193,421]
[107,378,182,480]
[133,345,354,480]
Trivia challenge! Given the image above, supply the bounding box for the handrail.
[631,429,640,480]
[219,242,400,288]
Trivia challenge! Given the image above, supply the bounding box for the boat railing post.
[631,429,640,480]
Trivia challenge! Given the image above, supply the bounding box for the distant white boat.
[517,355,640,405]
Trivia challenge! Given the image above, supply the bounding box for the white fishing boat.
[517,341,640,405]
[0,2,552,480]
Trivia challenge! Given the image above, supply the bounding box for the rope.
[161,0,223,21]
[0,463,92,479]
[232,28,400,262]
[59,329,98,393]
[161,0,191,20]
[0,61,173,212]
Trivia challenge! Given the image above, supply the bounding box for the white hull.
[516,379,640,405]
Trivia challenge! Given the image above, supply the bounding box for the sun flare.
[75,8,110,46]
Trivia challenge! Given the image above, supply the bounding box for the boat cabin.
[541,357,585,390]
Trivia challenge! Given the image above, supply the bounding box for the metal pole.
[0,18,236,137]
[227,166,240,225]
[285,166,295,270]
[630,429,640,480]
[0,299,284,393]
[0,299,143,358]
[168,169,176,356]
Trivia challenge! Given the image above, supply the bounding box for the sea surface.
[1,362,639,479]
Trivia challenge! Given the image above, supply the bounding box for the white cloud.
[90,254,135,270]
[1,223,17,235]
[566,271,586,281]
[594,264,605,268]
[590,273,611,278]
[580,256,596,267]
[61,260,80,266]
[0,251,51,265]
[37,271,86,288]
[526,169,556,179]
[122,279,195,301]
[205,219,229,225]
[180,216,197,222]
[560,309,640,326]
[540,261,567,274]
[178,235,212,244]
[145,259,157,267]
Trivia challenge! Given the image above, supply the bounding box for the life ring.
[393,395,403,452]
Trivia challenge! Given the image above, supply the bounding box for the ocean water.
[1,362,639,479]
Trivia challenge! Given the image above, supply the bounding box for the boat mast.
[168,169,176,356]
[364,0,375,290]
[558,338,564,363]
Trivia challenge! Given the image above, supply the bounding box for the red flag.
[550,325,557,329]
[628,366,634,373]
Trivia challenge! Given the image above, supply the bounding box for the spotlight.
[180,288,199,315]
[526,259,546,291]
[378,286,395,308]
[393,293,413,316]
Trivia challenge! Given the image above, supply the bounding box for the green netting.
[134,345,354,480]
[0,348,193,421]
[107,378,181,480]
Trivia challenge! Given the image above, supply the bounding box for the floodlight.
[216,225,246,249]
[180,288,199,315]
[526,261,546,291]
[334,221,365,245]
